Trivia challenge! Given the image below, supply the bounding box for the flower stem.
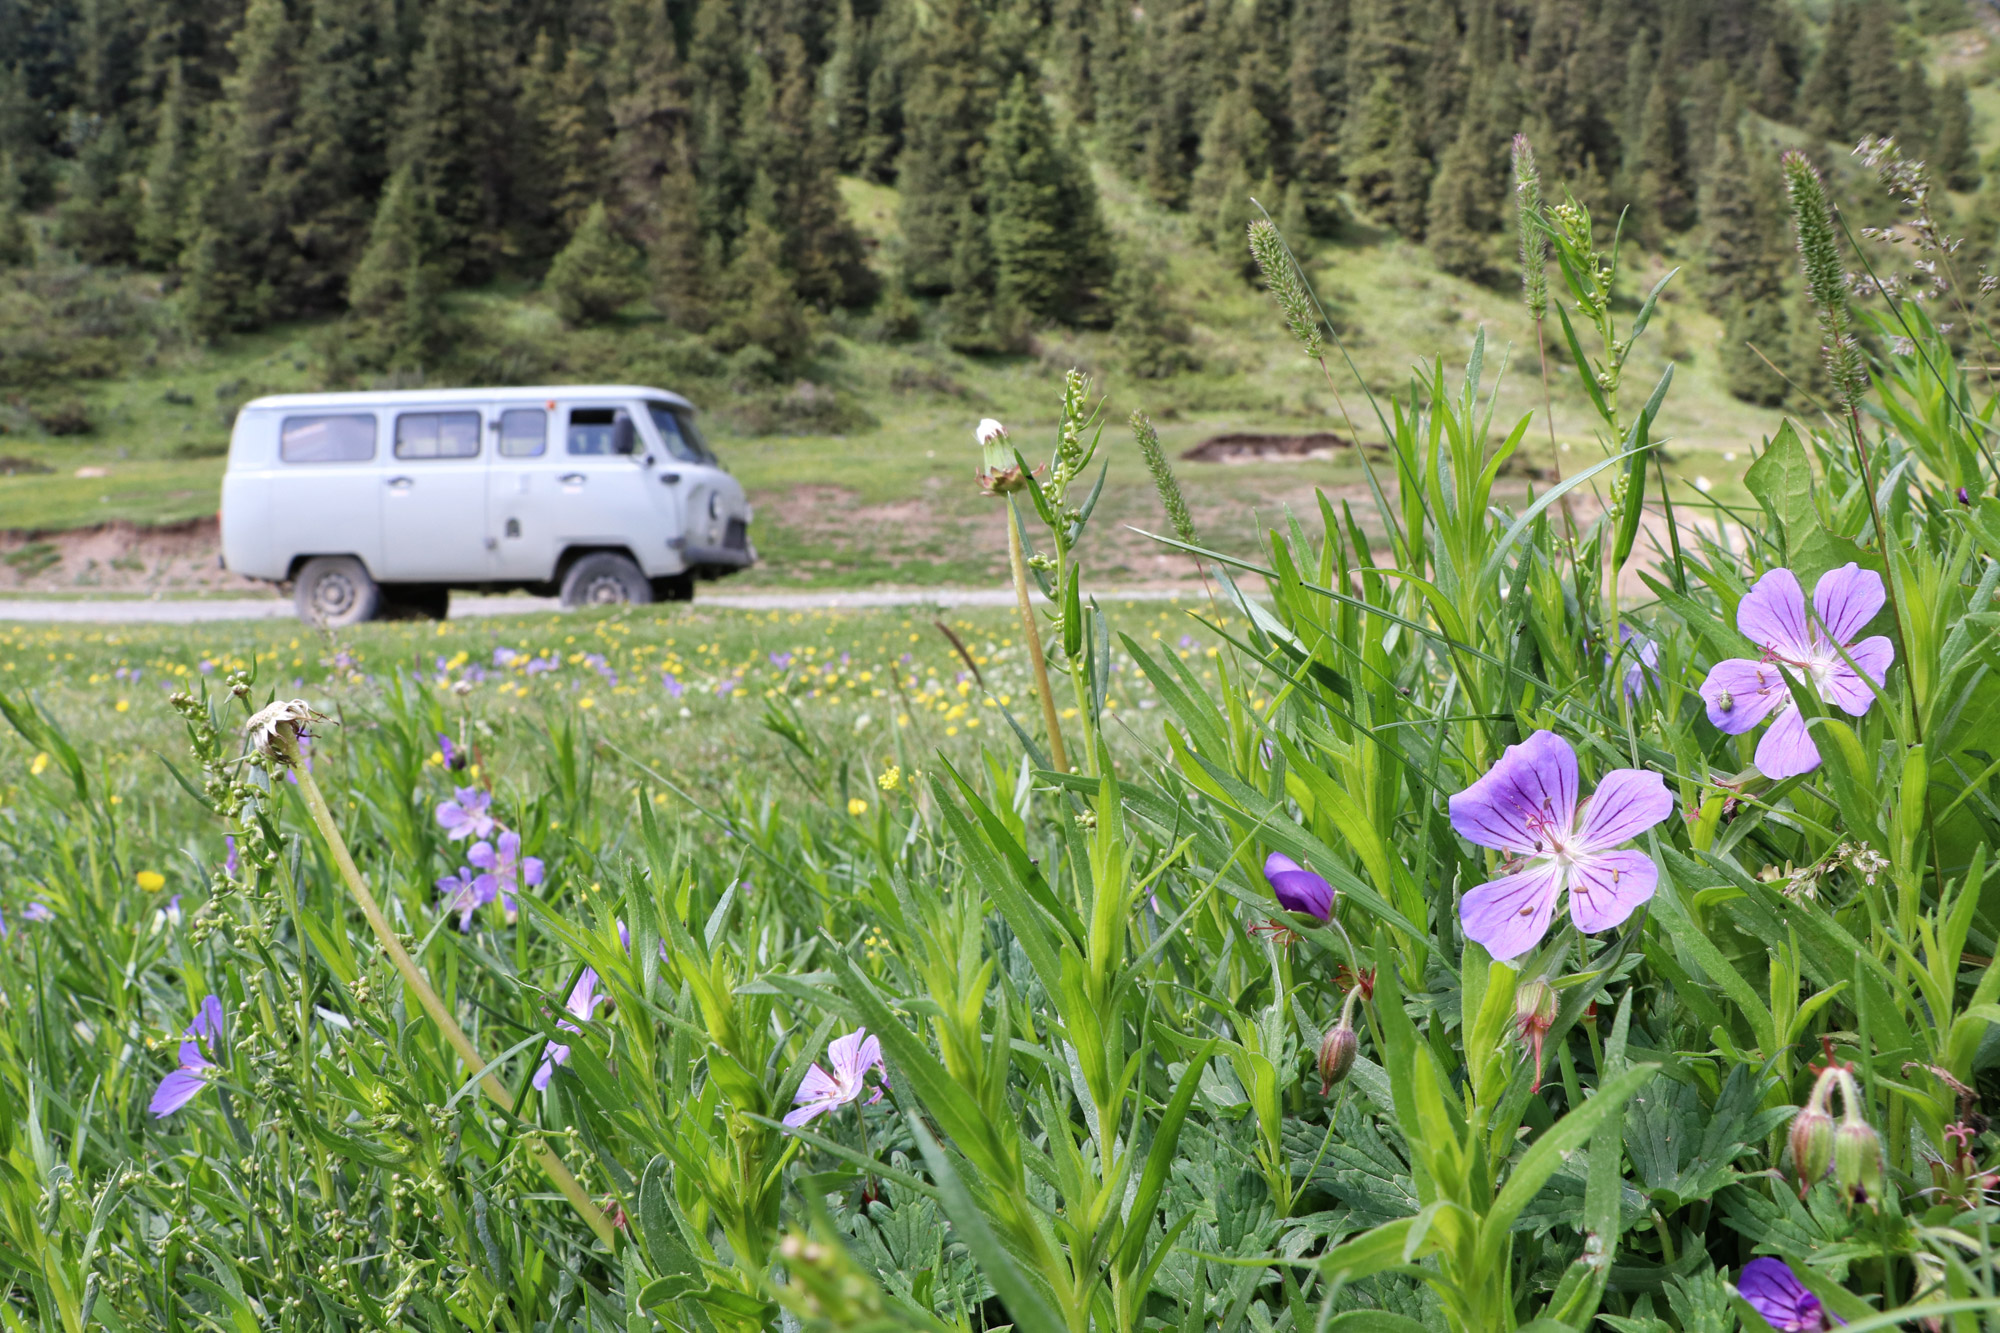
[1007,502,1069,773]
[281,725,618,1249]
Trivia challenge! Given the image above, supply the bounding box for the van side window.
[567,407,623,455]
[396,411,482,460]
[280,414,376,463]
[498,408,546,457]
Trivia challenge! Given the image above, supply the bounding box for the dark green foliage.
[896,0,1001,297]
[985,76,1112,323]
[1933,74,1977,193]
[544,200,642,326]
[53,119,137,265]
[346,166,448,369]
[1112,251,1198,378]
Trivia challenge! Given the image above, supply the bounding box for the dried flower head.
[244,699,327,761]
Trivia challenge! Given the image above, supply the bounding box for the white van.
[220,385,754,625]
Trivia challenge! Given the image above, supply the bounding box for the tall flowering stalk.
[246,700,617,1248]
[978,418,1070,773]
[1512,134,1561,481]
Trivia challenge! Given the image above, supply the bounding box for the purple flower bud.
[1318,1023,1357,1094]
[1262,852,1333,921]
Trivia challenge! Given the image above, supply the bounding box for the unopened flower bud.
[1318,1023,1357,1094]
[1789,1105,1835,1193]
[1834,1118,1884,1205]
[1514,979,1559,1093]
[974,418,1028,494]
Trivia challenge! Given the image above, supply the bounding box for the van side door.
[376,409,492,582]
[487,404,560,580]
[538,402,678,577]
[256,410,385,579]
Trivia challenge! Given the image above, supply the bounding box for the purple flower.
[494,646,519,666]
[717,678,739,696]
[435,866,487,930]
[1699,564,1895,780]
[150,994,224,1117]
[1612,624,1661,701]
[661,671,684,698]
[1449,731,1671,963]
[198,659,216,674]
[1738,1258,1834,1331]
[534,966,608,1089]
[770,652,793,670]
[223,835,239,879]
[784,1027,888,1127]
[21,902,53,922]
[526,656,558,675]
[468,830,542,918]
[1959,487,1973,505]
[1263,853,1333,922]
[438,732,465,771]
[435,786,496,841]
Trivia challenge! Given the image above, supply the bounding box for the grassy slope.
[0,114,1891,587]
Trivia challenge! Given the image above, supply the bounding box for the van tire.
[295,556,382,627]
[652,573,695,602]
[560,553,653,608]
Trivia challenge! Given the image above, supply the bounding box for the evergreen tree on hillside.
[1843,2,1906,141]
[55,119,138,264]
[544,199,642,324]
[1287,0,1349,234]
[602,0,687,233]
[687,0,751,259]
[1133,0,1213,209]
[290,0,400,300]
[1190,62,1277,263]
[387,0,527,279]
[136,56,194,267]
[521,36,610,238]
[179,0,316,333]
[347,165,448,368]
[985,74,1113,321]
[648,127,712,332]
[0,170,33,267]
[1934,74,1977,192]
[1632,75,1692,244]
[860,0,913,182]
[717,215,811,365]
[897,0,1000,296]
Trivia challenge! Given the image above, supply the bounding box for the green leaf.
[909,1117,1070,1333]
[1322,1313,1431,1333]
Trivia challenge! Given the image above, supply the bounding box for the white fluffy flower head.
[244,699,327,760]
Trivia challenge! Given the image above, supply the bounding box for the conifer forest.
[6,2,2000,1333]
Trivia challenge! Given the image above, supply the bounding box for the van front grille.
[723,518,748,551]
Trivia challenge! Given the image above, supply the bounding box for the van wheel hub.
[311,572,360,617]
[577,574,630,603]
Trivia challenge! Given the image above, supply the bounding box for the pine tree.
[1112,244,1197,377]
[1190,65,1275,262]
[942,197,1015,353]
[1751,40,1794,122]
[1843,2,1904,141]
[545,200,642,324]
[896,0,999,295]
[1286,0,1348,234]
[984,74,1113,321]
[1387,100,1431,239]
[717,216,811,366]
[521,36,610,240]
[1723,291,1789,404]
[602,0,686,233]
[1934,73,1976,191]
[1633,75,1693,244]
[649,126,713,331]
[291,0,400,299]
[0,162,32,268]
[55,119,139,264]
[347,165,448,368]
[387,0,526,279]
[136,56,194,268]
[1427,115,1494,280]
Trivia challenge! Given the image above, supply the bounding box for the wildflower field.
[4,154,2000,1333]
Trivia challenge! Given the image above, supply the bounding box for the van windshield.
[647,401,716,465]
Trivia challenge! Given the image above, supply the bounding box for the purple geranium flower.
[1738,1258,1835,1331]
[435,866,487,930]
[21,902,53,922]
[1612,625,1661,701]
[534,966,608,1090]
[661,671,684,698]
[438,732,466,771]
[1448,730,1672,963]
[223,835,239,879]
[1263,853,1333,922]
[784,1027,888,1127]
[150,994,225,1117]
[1699,564,1895,780]
[435,786,496,842]
[468,830,542,918]
[770,651,793,670]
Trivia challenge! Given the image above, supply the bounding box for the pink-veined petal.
[1459,860,1564,964]
[853,1033,884,1078]
[783,1097,841,1128]
[1738,567,1813,659]
[149,1068,208,1117]
[563,967,601,1021]
[1448,731,1579,853]
[1755,704,1821,779]
[1699,658,1791,735]
[825,1029,873,1084]
[1575,769,1673,852]
[1812,562,1885,646]
[533,1041,569,1090]
[793,1063,840,1105]
[1566,849,1659,933]
[1817,635,1893,716]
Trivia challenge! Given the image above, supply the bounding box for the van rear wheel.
[560,553,652,608]
[295,556,382,627]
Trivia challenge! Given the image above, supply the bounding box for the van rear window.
[281,414,376,463]
[396,411,482,460]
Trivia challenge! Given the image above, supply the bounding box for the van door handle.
[560,473,586,486]
[660,472,681,485]
[386,476,413,490]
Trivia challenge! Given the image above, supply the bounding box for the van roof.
[242,385,697,411]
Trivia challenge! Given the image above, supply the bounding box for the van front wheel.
[560,553,653,608]
[295,556,382,627]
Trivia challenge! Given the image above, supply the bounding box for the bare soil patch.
[1182,432,1364,463]
[0,516,267,593]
